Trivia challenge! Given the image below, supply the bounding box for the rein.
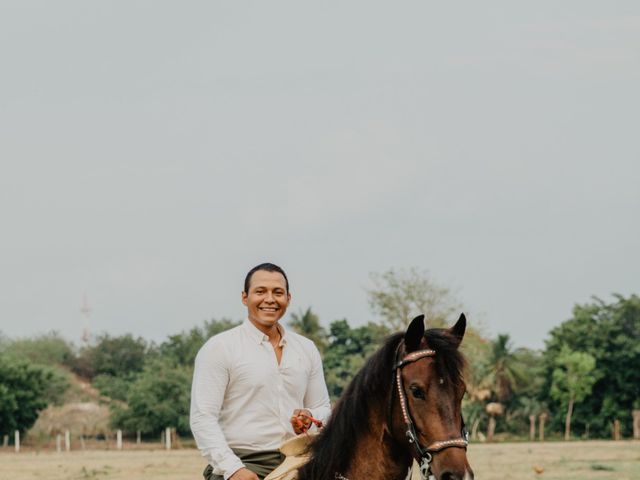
[292,413,324,434]
[391,343,469,479]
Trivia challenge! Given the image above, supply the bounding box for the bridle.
[391,343,469,479]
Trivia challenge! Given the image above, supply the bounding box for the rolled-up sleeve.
[304,345,331,424]
[190,340,244,480]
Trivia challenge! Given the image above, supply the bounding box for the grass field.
[0,441,638,480]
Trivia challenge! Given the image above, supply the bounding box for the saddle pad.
[264,434,315,480]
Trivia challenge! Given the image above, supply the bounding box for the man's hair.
[243,263,290,294]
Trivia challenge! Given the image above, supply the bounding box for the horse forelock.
[424,327,466,390]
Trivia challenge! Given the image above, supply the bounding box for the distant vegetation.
[1,268,638,442]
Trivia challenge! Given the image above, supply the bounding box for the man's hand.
[229,467,259,480]
[290,408,313,434]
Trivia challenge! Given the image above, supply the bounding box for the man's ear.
[404,315,425,352]
[241,291,248,306]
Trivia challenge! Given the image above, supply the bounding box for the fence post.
[117,430,122,450]
[65,430,71,451]
[15,431,20,453]
[165,427,171,450]
[529,415,536,441]
[538,413,547,442]
[56,434,62,453]
[613,419,621,440]
[633,410,640,440]
[136,430,141,445]
[3,435,8,448]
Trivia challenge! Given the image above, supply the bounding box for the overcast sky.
[1,1,638,350]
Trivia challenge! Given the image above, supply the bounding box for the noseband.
[391,344,469,479]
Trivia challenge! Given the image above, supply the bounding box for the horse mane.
[299,326,465,480]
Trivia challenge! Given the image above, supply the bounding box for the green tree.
[110,358,192,435]
[543,294,640,437]
[0,333,72,405]
[289,307,327,352]
[550,346,597,440]
[0,356,57,435]
[92,373,137,402]
[322,319,389,399]
[0,332,75,367]
[367,267,461,330]
[156,318,240,367]
[73,333,148,379]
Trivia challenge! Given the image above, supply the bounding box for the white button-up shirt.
[190,319,331,479]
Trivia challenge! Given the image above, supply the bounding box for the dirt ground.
[466,440,640,480]
[0,440,638,480]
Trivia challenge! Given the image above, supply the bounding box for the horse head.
[394,314,474,480]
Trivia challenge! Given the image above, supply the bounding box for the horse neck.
[339,401,413,480]
[298,390,412,480]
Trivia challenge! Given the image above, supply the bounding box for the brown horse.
[298,314,473,480]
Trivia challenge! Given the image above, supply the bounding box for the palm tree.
[288,307,327,352]
[517,397,545,441]
[480,334,526,439]
[482,334,523,402]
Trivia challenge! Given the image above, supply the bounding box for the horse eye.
[410,386,425,400]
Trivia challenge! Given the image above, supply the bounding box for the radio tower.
[80,294,92,344]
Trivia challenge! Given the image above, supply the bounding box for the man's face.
[242,270,291,332]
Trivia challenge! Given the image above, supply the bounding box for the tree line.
[1,269,638,442]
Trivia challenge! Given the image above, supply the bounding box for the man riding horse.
[190,263,331,480]
[191,263,474,480]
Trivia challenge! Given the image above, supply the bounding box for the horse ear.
[448,313,466,348]
[404,315,425,352]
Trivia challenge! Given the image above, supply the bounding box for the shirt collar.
[278,323,288,346]
[243,319,288,345]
